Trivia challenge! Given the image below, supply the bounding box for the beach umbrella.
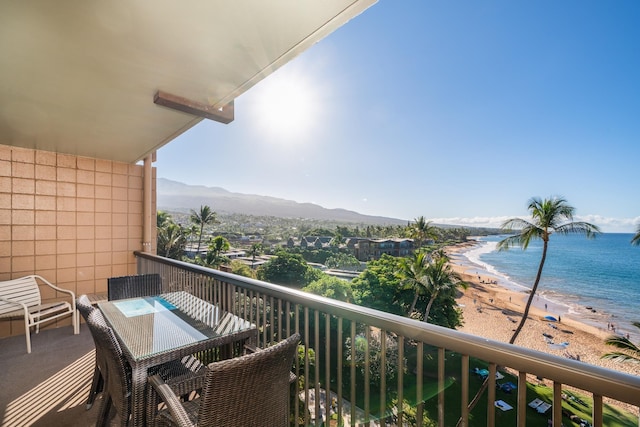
[544,315,557,322]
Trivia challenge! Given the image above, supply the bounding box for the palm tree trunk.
[424,293,437,322]
[456,241,549,426]
[409,292,419,314]
[196,225,204,254]
[509,240,548,344]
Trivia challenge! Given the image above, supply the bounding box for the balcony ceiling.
[0,0,375,163]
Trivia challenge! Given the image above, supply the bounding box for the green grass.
[338,349,638,427]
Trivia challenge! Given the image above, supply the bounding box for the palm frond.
[555,222,601,237]
[604,335,640,352]
[601,351,640,363]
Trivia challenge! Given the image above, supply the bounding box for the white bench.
[0,275,79,353]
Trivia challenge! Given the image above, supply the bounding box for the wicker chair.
[76,295,104,409]
[107,274,163,301]
[84,308,206,426]
[148,333,301,427]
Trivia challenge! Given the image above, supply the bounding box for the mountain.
[157,178,408,225]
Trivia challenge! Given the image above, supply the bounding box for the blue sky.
[157,1,640,233]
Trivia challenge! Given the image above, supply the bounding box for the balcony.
[2,252,640,426]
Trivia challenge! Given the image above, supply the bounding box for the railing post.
[460,354,469,427]
[438,347,445,427]
[487,363,496,427]
[592,394,603,427]
[553,382,562,427]
[397,336,404,427]
[416,342,423,427]
[380,330,386,425]
[517,371,527,427]
[337,317,343,425]
[364,326,371,426]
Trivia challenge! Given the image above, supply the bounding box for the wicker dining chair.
[84,308,206,426]
[148,333,301,427]
[107,273,163,301]
[76,295,104,409]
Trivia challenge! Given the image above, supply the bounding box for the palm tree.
[200,236,230,268]
[190,205,219,255]
[157,222,187,259]
[631,224,640,246]
[408,216,439,248]
[247,243,263,268]
[602,322,640,363]
[459,198,600,425]
[422,255,466,322]
[498,196,600,344]
[399,251,430,315]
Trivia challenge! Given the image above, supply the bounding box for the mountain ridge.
[157,178,408,226]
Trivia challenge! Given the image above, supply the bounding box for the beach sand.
[447,241,640,378]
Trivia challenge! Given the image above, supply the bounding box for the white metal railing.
[136,252,640,427]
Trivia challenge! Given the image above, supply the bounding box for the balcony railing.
[135,252,640,427]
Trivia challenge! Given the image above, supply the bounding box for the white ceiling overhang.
[0,0,376,163]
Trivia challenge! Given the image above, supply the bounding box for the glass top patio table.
[99,291,255,361]
[98,291,257,426]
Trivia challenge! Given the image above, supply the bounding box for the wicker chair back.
[107,273,163,301]
[197,333,301,427]
[85,309,131,425]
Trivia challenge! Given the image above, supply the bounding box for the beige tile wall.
[0,145,156,337]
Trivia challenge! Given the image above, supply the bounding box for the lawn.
[338,348,638,427]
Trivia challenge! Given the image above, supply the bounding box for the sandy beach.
[447,241,640,379]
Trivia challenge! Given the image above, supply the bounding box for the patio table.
[98,291,257,426]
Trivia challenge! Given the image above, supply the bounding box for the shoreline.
[446,240,640,379]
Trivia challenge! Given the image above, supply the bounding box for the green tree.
[345,331,403,389]
[229,260,256,279]
[247,243,263,268]
[351,254,405,315]
[602,322,640,363]
[257,251,321,288]
[398,251,430,315]
[631,225,640,246]
[190,205,219,254]
[324,252,361,270]
[498,196,600,344]
[408,216,439,248]
[303,276,353,302]
[421,255,466,322]
[198,236,230,268]
[157,210,172,228]
[156,212,187,259]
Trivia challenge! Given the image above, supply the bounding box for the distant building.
[348,238,414,261]
[296,236,333,249]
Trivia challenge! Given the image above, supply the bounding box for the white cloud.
[429,215,639,233]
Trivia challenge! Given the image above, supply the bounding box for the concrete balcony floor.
[0,325,119,427]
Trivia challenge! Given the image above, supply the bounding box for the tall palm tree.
[459,197,600,425]
[422,255,466,322]
[498,196,600,344]
[408,216,439,248]
[399,251,430,315]
[190,205,219,255]
[602,322,640,363]
[631,225,640,246]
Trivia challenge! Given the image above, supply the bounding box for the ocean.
[454,233,640,339]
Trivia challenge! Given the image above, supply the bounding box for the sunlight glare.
[248,67,321,144]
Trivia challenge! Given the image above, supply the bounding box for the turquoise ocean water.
[454,233,640,339]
